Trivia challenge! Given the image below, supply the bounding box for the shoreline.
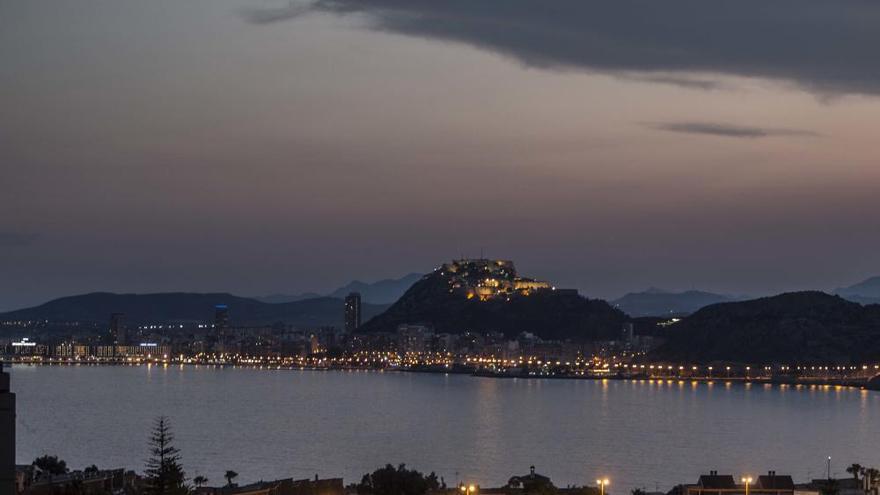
[4,358,877,391]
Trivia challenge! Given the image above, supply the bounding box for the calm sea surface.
[9,364,880,493]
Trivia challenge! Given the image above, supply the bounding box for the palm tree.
[225,471,238,487]
[864,469,880,489]
[193,476,208,489]
[846,464,863,481]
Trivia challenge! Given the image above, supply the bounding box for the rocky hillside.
[358,268,627,341]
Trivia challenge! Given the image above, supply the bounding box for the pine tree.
[145,416,188,495]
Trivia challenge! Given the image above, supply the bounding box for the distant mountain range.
[612,288,739,317]
[255,273,423,305]
[834,276,880,305]
[651,291,880,363]
[359,264,626,340]
[0,292,389,327]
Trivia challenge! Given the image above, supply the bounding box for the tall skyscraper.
[214,304,230,338]
[0,363,15,495]
[344,292,362,332]
[110,312,127,346]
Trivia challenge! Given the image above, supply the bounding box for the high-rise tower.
[110,312,127,346]
[344,292,362,332]
[214,304,230,339]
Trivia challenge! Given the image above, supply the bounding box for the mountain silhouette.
[255,273,422,304]
[651,291,880,363]
[612,289,737,317]
[834,276,880,304]
[358,267,626,340]
[0,292,388,327]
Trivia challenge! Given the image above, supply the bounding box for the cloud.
[643,122,820,139]
[240,2,311,24]
[0,232,39,247]
[268,0,880,96]
[621,74,731,91]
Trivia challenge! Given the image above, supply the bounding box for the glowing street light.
[596,479,610,495]
[461,484,477,495]
[741,477,753,495]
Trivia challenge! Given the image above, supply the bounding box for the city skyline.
[4,0,880,310]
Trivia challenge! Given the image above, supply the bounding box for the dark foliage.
[144,416,188,495]
[33,455,68,475]
[356,464,441,495]
[225,471,239,487]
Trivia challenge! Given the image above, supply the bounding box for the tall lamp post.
[742,477,753,495]
[596,478,610,495]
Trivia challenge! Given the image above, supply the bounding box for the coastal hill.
[0,292,389,327]
[358,259,627,341]
[612,288,736,317]
[256,273,423,304]
[651,291,880,363]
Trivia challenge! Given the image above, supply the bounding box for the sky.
[2,0,880,311]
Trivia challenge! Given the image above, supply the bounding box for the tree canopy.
[357,464,442,495]
[33,455,68,476]
[145,416,188,495]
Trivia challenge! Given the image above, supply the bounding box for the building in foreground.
[683,471,795,495]
[21,468,129,495]
[1,362,15,495]
[196,476,343,495]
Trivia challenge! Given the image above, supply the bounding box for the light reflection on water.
[9,364,880,494]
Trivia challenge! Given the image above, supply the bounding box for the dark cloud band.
[259,0,880,96]
[644,122,820,138]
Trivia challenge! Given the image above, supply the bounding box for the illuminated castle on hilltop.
[438,258,553,301]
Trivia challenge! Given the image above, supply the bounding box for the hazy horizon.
[4,0,880,311]
[1,266,876,313]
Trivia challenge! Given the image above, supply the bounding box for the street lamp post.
[596,479,610,495]
[742,477,753,495]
